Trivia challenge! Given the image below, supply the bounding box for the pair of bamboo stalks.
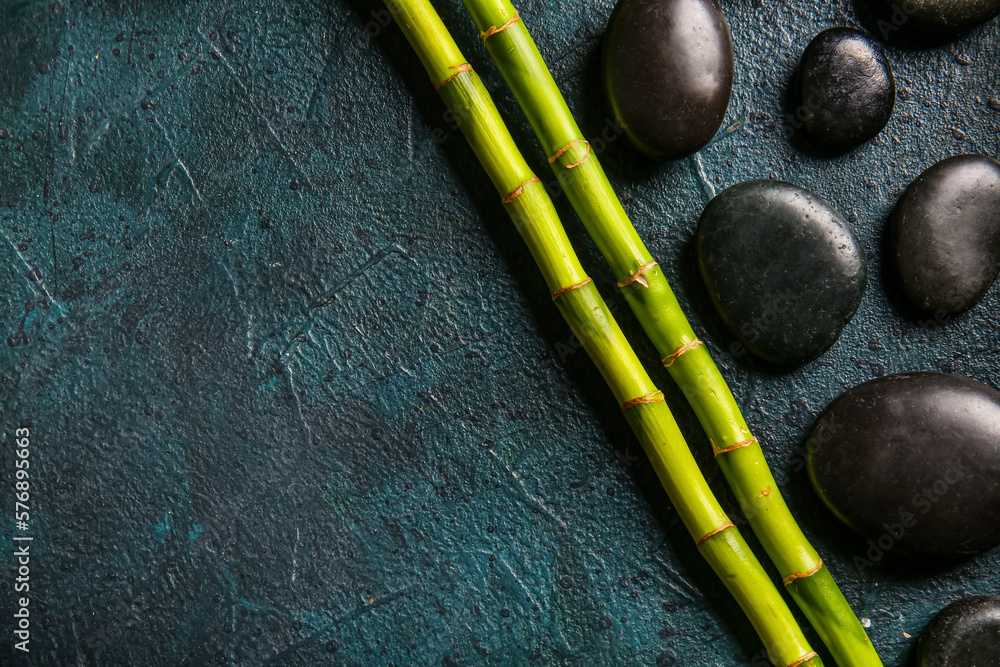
[377,0,881,664]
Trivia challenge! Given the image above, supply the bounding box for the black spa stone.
[696,180,867,366]
[794,27,895,153]
[602,0,734,159]
[862,0,1000,34]
[807,372,1000,561]
[891,154,1000,316]
[917,597,1000,666]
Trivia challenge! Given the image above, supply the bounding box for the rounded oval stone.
[697,180,867,365]
[862,0,1000,34]
[795,27,895,153]
[602,0,734,160]
[917,597,1000,666]
[891,154,1000,316]
[807,372,1000,561]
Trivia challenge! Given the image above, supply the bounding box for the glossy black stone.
[891,154,1000,316]
[794,28,895,153]
[862,0,1000,35]
[808,373,1000,561]
[697,180,867,366]
[602,0,733,159]
[917,597,1000,666]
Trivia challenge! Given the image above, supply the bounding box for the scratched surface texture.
[1,0,999,665]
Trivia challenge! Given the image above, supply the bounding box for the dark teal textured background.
[1,0,998,665]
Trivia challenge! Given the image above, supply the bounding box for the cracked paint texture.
[1,0,999,665]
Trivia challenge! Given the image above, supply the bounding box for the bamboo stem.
[459,1,881,665]
[380,1,824,664]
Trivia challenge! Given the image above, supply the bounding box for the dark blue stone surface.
[1,0,998,665]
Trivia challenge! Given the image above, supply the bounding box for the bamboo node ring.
[565,143,591,169]
[501,176,540,204]
[433,62,473,90]
[617,261,659,289]
[480,13,521,41]
[661,339,704,367]
[782,559,824,587]
[547,139,590,165]
[787,652,820,667]
[550,277,592,301]
[711,437,758,458]
[620,390,664,412]
[696,520,735,548]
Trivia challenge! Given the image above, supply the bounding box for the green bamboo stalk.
[457,2,881,665]
[379,1,824,665]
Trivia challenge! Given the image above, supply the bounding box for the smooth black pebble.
[602,0,733,159]
[863,0,1000,34]
[917,597,1000,666]
[808,372,1000,561]
[794,27,894,153]
[891,154,1000,316]
[697,180,867,365]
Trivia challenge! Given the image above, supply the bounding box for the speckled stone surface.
[793,27,896,154]
[891,154,1000,316]
[860,0,1000,35]
[808,372,1000,561]
[697,179,868,366]
[1,1,999,665]
[916,595,1000,666]
[603,0,734,159]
